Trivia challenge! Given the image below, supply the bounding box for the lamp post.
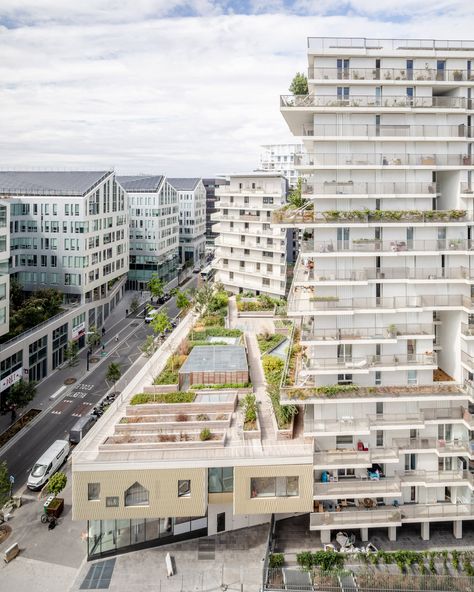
[86,349,91,372]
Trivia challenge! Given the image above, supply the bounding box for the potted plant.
[387,324,397,338]
[453,70,463,81]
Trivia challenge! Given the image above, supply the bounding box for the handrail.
[281,94,468,109]
[308,66,474,82]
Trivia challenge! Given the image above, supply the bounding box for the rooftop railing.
[308,66,474,82]
[307,37,474,52]
[302,181,437,195]
[302,123,474,137]
[281,94,469,110]
[294,152,473,167]
[304,353,437,371]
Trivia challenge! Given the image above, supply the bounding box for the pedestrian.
[125,309,128,317]
[10,406,16,422]
[102,343,105,352]
[102,327,106,336]
[115,335,119,343]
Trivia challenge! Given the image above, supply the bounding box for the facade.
[259,144,303,188]
[212,173,288,297]
[117,175,179,291]
[2,171,128,304]
[0,200,9,339]
[276,37,474,542]
[203,178,229,246]
[168,178,206,267]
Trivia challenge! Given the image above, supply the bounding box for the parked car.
[145,309,159,323]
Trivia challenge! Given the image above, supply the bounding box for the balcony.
[313,476,402,500]
[308,66,474,83]
[400,503,474,523]
[398,469,474,488]
[294,153,474,168]
[214,237,285,252]
[302,123,474,138]
[461,183,474,195]
[273,207,468,226]
[461,323,474,338]
[422,406,474,429]
[310,508,402,530]
[302,354,437,375]
[393,437,471,456]
[306,418,370,436]
[280,94,469,110]
[461,350,474,372]
[301,181,437,197]
[313,449,371,469]
[300,238,474,256]
[301,324,434,344]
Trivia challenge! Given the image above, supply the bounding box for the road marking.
[75,383,94,391]
[49,385,66,400]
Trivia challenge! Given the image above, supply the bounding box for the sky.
[0,1,474,177]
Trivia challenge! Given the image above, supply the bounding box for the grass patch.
[130,392,196,405]
[257,333,286,354]
[153,354,187,385]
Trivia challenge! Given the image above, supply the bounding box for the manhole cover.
[64,378,77,385]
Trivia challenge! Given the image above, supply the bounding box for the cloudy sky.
[1,1,473,176]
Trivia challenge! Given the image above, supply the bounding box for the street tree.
[106,362,122,393]
[130,296,140,313]
[7,380,37,409]
[0,461,10,506]
[87,325,101,349]
[176,290,191,315]
[148,274,164,301]
[47,472,67,497]
[141,335,156,358]
[65,340,79,366]
[151,310,171,336]
[289,72,308,95]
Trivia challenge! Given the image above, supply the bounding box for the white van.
[27,439,70,490]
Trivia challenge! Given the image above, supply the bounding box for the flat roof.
[116,175,164,192]
[0,171,111,196]
[180,345,248,374]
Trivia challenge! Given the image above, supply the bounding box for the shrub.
[153,354,187,385]
[159,434,177,442]
[47,472,67,496]
[196,414,209,421]
[242,393,257,428]
[175,413,188,422]
[130,392,195,405]
[269,553,284,568]
[199,428,212,441]
[257,333,286,354]
[296,550,345,572]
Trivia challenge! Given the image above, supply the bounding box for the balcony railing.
[310,508,401,529]
[294,153,473,167]
[308,66,474,83]
[461,350,474,369]
[397,469,473,486]
[461,182,474,194]
[288,294,474,313]
[302,181,437,196]
[307,37,474,52]
[301,324,434,342]
[304,354,437,371]
[281,94,469,110]
[294,265,474,283]
[301,238,474,254]
[307,412,424,434]
[302,124,474,137]
[313,449,371,467]
[313,476,401,498]
[461,323,474,337]
[393,437,471,455]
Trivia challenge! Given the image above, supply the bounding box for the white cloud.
[1,4,474,175]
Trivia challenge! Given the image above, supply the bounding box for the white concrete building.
[168,178,206,268]
[276,37,474,542]
[213,173,288,297]
[3,171,128,304]
[117,175,179,291]
[259,144,303,188]
[0,200,9,338]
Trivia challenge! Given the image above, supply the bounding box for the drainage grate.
[80,558,116,589]
[197,537,216,560]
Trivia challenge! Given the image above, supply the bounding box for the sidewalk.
[0,290,149,438]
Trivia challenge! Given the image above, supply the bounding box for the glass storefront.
[87,515,207,559]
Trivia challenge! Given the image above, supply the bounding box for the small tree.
[106,362,121,393]
[289,72,308,95]
[151,310,171,336]
[0,461,11,506]
[65,340,79,367]
[193,283,214,315]
[130,296,140,313]
[87,325,101,349]
[47,471,67,497]
[141,335,156,358]
[148,274,164,301]
[288,177,306,209]
[7,380,37,408]
[176,290,191,315]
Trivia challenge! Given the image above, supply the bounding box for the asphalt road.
[0,276,198,492]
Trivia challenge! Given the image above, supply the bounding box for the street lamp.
[86,349,91,372]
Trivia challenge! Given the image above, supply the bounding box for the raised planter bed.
[243,411,261,441]
[126,399,236,417]
[116,417,231,432]
[269,408,295,440]
[142,384,179,394]
[44,496,64,519]
[100,431,226,451]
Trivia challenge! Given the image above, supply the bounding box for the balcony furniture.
[421,156,435,165]
[363,498,376,508]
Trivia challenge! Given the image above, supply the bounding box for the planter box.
[100,432,226,451]
[116,418,231,433]
[126,397,237,416]
[44,496,64,519]
[243,412,261,441]
[274,326,291,336]
[270,407,296,441]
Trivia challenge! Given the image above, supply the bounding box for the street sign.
[9,475,14,484]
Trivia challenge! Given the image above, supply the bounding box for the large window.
[208,468,234,493]
[88,483,100,501]
[250,476,299,498]
[124,482,149,507]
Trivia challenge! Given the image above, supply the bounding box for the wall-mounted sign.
[0,367,23,393]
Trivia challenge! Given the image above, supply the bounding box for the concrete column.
[320,529,332,544]
[421,522,430,541]
[453,520,462,539]
[360,527,369,542]
[388,526,397,541]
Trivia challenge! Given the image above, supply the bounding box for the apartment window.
[208,468,234,493]
[375,371,382,386]
[244,196,249,204]
[405,454,416,471]
[376,430,384,447]
[124,482,149,506]
[178,480,191,497]
[336,435,353,446]
[337,373,352,385]
[262,278,270,286]
[407,370,417,385]
[240,261,245,268]
[105,496,119,507]
[376,402,383,416]
[88,483,100,501]
[250,476,299,498]
[229,272,234,280]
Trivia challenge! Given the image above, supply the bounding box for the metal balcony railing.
[393,437,471,454]
[294,153,473,167]
[281,94,469,110]
[301,238,474,254]
[304,353,437,371]
[308,66,474,83]
[313,476,401,497]
[301,324,434,342]
[302,181,437,195]
[307,37,474,52]
[302,124,474,137]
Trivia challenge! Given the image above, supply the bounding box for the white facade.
[213,173,288,297]
[279,37,474,541]
[3,171,128,304]
[0,201,9,338]
[259,144,303,188]
[117,175,179,291]
[169,178,206,267]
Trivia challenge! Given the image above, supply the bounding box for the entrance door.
[216,512,226,533]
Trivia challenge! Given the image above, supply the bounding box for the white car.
[145,309,159,323]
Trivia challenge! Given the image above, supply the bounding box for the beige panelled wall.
[72,468,206,521]
[233,464,313,515]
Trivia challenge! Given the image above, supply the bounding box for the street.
[0,276,198,492]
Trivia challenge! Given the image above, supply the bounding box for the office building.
[0,200,9,339]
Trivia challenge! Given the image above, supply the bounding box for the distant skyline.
[1,1,474,176]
